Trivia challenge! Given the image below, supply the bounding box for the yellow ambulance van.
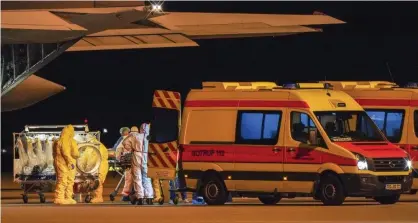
[321,81,418,194]
[149,82,413,206]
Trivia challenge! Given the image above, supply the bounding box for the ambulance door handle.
[412,146,418,151]
[287,148,295,152]
[272,148,281,153]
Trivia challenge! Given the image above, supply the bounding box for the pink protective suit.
[122,131,144,200]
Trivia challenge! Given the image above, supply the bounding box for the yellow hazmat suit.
[53,125,79,205]
[85,136,109,203]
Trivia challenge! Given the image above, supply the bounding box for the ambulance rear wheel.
[374,195,400,205]
[319,174,346,206]
[201,174,228,205]
[258,195,281,205]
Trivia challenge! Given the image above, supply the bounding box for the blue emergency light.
[283,83,298,89]
[404,82,418,88]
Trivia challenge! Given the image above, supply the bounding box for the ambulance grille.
[372,158,407,172]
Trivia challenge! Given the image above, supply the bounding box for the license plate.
[385,184,402,190]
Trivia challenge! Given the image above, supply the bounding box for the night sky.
[2,2,418,152]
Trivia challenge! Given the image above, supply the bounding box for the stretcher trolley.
[73,131,102,203]
[108,152,133,202]
[108,147,173,205]
[12,125,91,204]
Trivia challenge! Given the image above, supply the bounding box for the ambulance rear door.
[148,90,181,180]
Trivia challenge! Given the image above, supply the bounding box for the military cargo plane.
[1,1,345,111]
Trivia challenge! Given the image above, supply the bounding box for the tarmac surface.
[2,172,418,223]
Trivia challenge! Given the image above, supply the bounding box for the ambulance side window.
[291,111,324,147]
[365,109,404,143]
[236,111,282,145]
[414,110,418,137]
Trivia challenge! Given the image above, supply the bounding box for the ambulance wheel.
[22,195,28,204]
[85,195,92,203]
[258,195,281,205]
[201,174,228,205]
[39,194,46,203]
[374,195,400,205]
[319,174,346,206]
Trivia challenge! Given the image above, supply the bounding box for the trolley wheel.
[85,195,92,203]
[158,197,164,205]
[39,194,46,203]
[173,196,179,205]
[110,194,115,202]
[22,195,29,204]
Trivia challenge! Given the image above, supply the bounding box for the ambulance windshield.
[314,111,385,142]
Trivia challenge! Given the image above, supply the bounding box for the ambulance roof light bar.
[202,82,278,91]
[282,82,333,90]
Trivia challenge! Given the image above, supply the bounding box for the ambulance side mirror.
[309,130,318,145]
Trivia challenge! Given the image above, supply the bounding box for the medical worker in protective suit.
[122,126,145,205]
[53,125,79,205]
[114,127,130,152]
[139,123,155,205]
[84,133,109,203]
[115,127,132,201]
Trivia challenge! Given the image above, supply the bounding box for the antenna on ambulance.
[386,62,395,83]
[324,76,331,96]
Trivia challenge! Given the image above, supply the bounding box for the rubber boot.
[54,199,72,205]
[91,183,104,203]
[137,198,144,205]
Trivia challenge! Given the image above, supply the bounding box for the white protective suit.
[140,123,154,199]
[122,130,144,201]
[115,135,132,197]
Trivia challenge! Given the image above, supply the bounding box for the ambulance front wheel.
[318,174,346,206]
[201,174,228,205]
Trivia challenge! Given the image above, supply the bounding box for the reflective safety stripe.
[152,90,181,110]
[148,141,178,169]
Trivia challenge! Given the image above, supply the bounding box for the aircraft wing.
[67,11,344,51]
[1,75,65,112]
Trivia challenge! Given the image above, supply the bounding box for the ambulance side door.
[148,90,181,180]
[283,109,324,193]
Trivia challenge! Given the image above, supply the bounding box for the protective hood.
[334,142,408,158]
[61,125,75,138]
[140,123,150,134]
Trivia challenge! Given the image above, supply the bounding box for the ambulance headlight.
[353,153,368,170]
[406,158,412,170]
